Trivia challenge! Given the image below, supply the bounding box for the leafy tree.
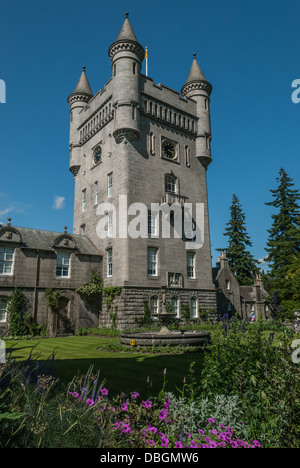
[219,194,259,285]
[7,288,28,336]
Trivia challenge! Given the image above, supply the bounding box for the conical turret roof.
[185,54,206,84]
[116,12,138,42]
[72,66,93,96]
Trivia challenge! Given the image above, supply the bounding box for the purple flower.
[121,423,131,433]
[211,429,219,435]
[207,418,216,424]
[86,398,94,406]
[121,403,128,411]
[142,400,152,409]
[112,422,120,430]
[148,439,156,447]
[231,441,239,448]
[148,426,157,434]
[252,440,261,448]
[100,388,108,396]
[131,391,140,399]
[209,441,218,448]
[175,441,183,448]
[198,429,205,435]
[159,410,167,420]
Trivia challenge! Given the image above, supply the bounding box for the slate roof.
[71,66,93,97]
[9,227,102,256]
[185,54,207,84]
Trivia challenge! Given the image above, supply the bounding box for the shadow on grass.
[8,351,205,398]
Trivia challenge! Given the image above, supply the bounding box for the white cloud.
[0,207,13,218]
[257,256,268,266]
[53,196,66,210]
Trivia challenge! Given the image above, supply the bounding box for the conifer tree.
[265,168,300,279]
[220,194,259,285]
[264,168,300,316]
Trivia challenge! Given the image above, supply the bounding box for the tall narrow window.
[133,62,136,74]
[148,248,157,276]
[82,189,87,212]
[56,253,70,278]
[185,145,191,167]
[0,298,8,323]
[80,224,86,236]
[190,297,198,318]
[94,181,99,205]
[108,172,113,198]
[187,252,195,278]
[149,132,155,155]
[171,297,179,318]
[148,212,158,237]
[0,247,14,275]
[107,249,112,277]
[108,211,114,237]
[149,296,158,315]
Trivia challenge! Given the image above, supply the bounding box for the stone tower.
[67,13,217,327]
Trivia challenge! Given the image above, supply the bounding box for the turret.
[108,12,144,143]
[67,66,93,176]
[181,54,212,168]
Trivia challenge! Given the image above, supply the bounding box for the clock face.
[93,146,102,165]
[162,140,176,160]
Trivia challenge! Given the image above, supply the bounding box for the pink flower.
[252,440,261,448]
[208,418,216,424]
[148,439,156,447]
[211,429,219,435]
[159,410,167,420]
[175,441,183,448]
[121,423,131,433]
[86,398,94,406]
[131,391,140,399]
[121,403,128,411]
[100,388,108,396]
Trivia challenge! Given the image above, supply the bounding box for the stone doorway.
[56,296,73,336]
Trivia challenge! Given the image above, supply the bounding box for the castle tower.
[108,12,145,143]
[181,54,212,168]
[68,14,217,328]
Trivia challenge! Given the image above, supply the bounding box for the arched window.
[185,145,190,167]
[190,297,198,319]
[0,298,8,323]
[165,174,177,193]
[149,296,158,315]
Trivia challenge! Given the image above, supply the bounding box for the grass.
[4,336,205,397]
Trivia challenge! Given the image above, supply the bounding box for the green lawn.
[4,336,205,397]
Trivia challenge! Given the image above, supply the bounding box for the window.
[108,172,113,198]
[133,62,136,74]
[185,220,194,240]
[94,181,99,205]
[82,189,87,212]
[165,174,176,193]
[149,132,155,155]
[190,297,198,319]
[108,211,114,237]
[187,252,195,278]
[107,249,112,277]
[80,224,86,236]
[0,247,14,275]
[149,296,158,315]
[225,280,230,291]
[185,145,190,167]
[148,212,157,237]
[0,298,8,323]
[56,253,70,278]
[148,248,157,276]
[171,296,179,318]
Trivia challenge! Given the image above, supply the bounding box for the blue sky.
[1,0,299,268]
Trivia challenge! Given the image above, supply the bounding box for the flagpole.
[145,46,148,77]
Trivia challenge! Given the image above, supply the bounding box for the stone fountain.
[120,286,211,347]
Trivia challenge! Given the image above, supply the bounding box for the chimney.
[218,251,228,270]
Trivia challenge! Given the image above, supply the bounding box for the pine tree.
[265,168,300,317]
[219,194,259,285]
[265,168,300,280]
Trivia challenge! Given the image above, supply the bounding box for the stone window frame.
[190,296,198,319]
[82,189,87,212]
[56,252,71,279]
[186,251,196,279]
[107,172,113,198]
[0,297,8,323]
[149,295,159,316]
[107,248,113,277]
[0,246,15,276]
[171,296,180,318]
[147,247,158,277]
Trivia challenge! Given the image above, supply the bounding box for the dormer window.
[165,174,177,193]
[0,247,14,275]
